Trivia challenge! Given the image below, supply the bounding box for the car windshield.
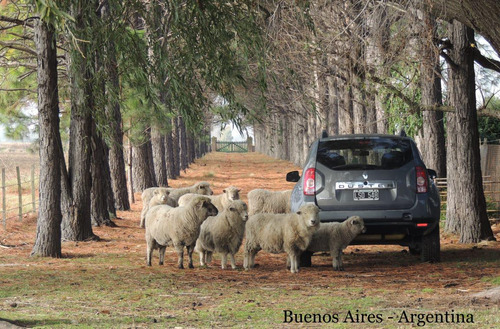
[317,138,413,170]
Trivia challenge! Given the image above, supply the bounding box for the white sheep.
[307,216,365,271]
[145,195,218,269]
[194,200,248,269]
[168,181,213,202]
[139,188,177,228]
[243,204,320,273]
[178,186,241,211]
[247,189,292,215]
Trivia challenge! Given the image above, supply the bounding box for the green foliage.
[382,64,423,138]
[478,97,500,144]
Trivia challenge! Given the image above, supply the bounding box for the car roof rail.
[321,130,328,138]
[399,129,407,137]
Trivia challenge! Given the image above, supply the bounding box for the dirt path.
[1,152,499,328]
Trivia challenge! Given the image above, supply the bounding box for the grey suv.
[286,133,441,263]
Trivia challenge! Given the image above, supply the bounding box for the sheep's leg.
[139,209,146,228]
[221,253,228,269]
[158,246,166,265]
[206,251,213,264]
[244,249,257,269]
[174,243,184,269]
[229,253,237,269]
[249,250,258,268]
[289,253,299,273]
[187,245,195,269]
[199,250,206,266]
[332,248,344,271]
[146,240,154,266]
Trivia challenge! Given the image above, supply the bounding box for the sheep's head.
[152,189,170,205]
[192,196,218,217]
[347,216,366,234]
[223,186,241,201]
[196,182,213,196]
[296,204,320,228]
[227,200,248,221]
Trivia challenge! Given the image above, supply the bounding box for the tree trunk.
[151,125,168,187]
[420,13,446,178]
[165,130,176,180]
[31,19,62,258]
[445,20,494,242]
[171,116,181,177]
[61,3,97,242]
[132,138,156,193]
[178,116,188,171]
[90,120,114,227]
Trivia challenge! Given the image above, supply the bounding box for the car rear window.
[317,138,413,170]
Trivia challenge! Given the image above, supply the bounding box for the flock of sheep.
[141,182,365,273]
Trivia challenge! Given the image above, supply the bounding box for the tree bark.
[151,125,168,187]
[178,116,188,172]
[132,137,156,193]
[165,129,176,179]
[420,13,446,178]
[171,116,181,177]
[444,20,494,242]
[90,120,115,227]
[31,19,62,258]
[61,2,97,242]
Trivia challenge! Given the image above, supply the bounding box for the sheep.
[243,203,320,273]
[178,186,241,211]
[139,188,177,228]
[145,195,218,269]
[194,200,248,269]
[306,216,366,271]
[247,189,292,215]
[168,181,213,202]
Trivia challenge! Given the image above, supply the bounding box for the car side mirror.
[427,169,437,179]
[286,171,300,182]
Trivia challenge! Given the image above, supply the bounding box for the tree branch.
[472,46,500,73]
[0,40,36,56]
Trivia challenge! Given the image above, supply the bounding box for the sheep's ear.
[165,190,170,196]
[296,211,302,215]
[236,189,241,193]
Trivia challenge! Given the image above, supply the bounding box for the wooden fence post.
[31,165,36,213]
[17,166,22,221]
[2,168,5,229]
[211,137,217,152]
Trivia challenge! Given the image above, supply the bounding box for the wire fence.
[1,165,39,230]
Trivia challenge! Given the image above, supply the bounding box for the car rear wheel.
[421,225,440,263]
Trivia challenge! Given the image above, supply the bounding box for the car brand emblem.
[362,172,368,179]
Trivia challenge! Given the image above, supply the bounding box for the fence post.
[211,137,217,152]
[17,166,22,221]
[31,165,36,213]
[2,168,5,229]
[247,137,253,152]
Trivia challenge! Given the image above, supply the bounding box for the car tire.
[421,225,440,263]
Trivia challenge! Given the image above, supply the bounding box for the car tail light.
[303,168,316,196]
[416,166,428,193]
[416,223,428,227]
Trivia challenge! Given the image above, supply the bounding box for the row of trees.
[1,0,266,257]
[249,1,499,243]
[0,0,499,256]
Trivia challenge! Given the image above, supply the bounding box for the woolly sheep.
[247,189,292,215]
[178,186,241,211]
[307,216,366,271]
[243,204,320,273]
[168,181,213,202]
[194,200,248,269]
[145,196,218,269]
[139,188,177,228]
